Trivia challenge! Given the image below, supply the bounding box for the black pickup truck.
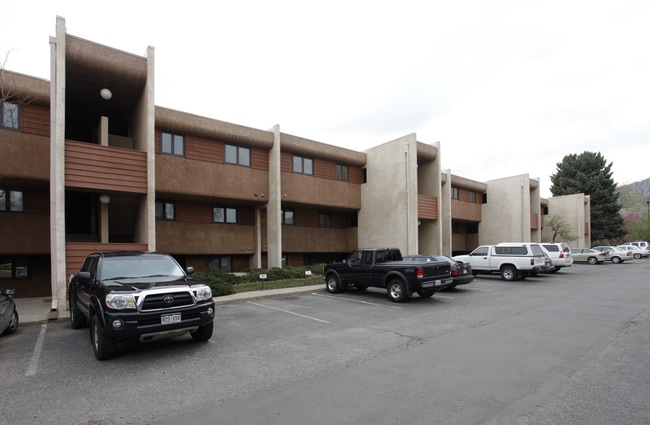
[323,248,454,302]
[68,251,215,360]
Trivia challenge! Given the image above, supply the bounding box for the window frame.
[293,155,314,175]
[0,256,29,280]
[0,188,24,212]
[0,101,20,130]
[225,144,251,167]
[155,200,176,221]
[161,131,185,157]
[469,191,477,203]
[336,164,349,182]
[281,209,295,225]
[451,187,460,200]
[319,212,333,228]
[213,206,238,224]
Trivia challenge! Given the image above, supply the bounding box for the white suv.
[629,241,649,250]
[541,243,574,272]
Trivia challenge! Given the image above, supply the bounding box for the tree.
[550,151,625,243]
[545,214,577,243]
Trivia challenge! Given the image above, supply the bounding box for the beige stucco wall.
[542,193,591,248]
[359,134,419,254]
[480,174,534,245]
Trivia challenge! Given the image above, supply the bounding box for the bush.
[194,264,325,296]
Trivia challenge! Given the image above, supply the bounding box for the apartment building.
[0,17,590,312]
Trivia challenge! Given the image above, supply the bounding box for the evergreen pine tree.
[550,151,624,243]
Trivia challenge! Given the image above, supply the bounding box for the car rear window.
[542,245,559,252]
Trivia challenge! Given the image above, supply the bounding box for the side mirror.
[186,266,195,275]
[77,271,92,280]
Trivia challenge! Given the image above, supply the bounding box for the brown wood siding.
[65,140,147,193]
[418,194,438,220]
[450,199,482,222]
[530,213,539,229]
[65,242,148,283]
[21,104,50,137]
[158,130,270,171]
[175,201,255,226]
[283,153,362,183]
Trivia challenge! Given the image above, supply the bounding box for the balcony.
[418,194,439,220]
[65,140,147,193]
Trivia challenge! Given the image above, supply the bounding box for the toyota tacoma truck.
[452,242,547,281]
[68,251,215,360]
[323,248,454,302]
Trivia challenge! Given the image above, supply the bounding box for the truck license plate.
[434,280,444,286]
[161,313,181,325]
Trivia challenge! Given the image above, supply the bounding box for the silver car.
[616,244,649,259]
[0,288,19,336]
[592,246,633,264]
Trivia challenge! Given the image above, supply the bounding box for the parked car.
[540,243,573,272]
[591,246,633,264]
[452,243,547,281]
[616,244,649,259]
[0,288,19,336]
[403,255,474,289]
[571,248,608,265]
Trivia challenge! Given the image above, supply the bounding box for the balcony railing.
[65,140,147,193]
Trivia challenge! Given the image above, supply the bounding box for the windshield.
[100,255,185,281]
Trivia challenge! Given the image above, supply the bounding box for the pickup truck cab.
[323,248,454,302]
[452,243,547,281]
[68,251,215,360]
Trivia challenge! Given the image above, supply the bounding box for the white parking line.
[311,293,404,309]
[25,324,47,377]
[434,294,455,299]
[248,301,330,324]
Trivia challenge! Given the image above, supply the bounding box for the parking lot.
[2,261,649,425]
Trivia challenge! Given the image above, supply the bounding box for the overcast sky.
[3,1,649,197]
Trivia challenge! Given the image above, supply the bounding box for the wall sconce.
[99,194,111,204]
[100,88,112,100]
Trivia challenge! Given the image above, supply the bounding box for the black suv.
[68,251,215,360]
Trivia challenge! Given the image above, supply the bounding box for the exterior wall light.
[99,194,111,204]
[100,88,112,100]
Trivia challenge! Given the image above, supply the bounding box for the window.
[161,132,185,156]
[0,189,24,212]
[469,191,476,203]
[336,164,349,181]
[0,256,28,279]
[208,256,232,273]
[155,200,175,221]
[0,101,20,130]
[451,187,459,200]
[282,209,294,225]
[225,145,251,166]
[213,207,237,224]
[319,212,332,228]
[293,155,313,175]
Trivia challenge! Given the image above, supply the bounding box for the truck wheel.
[587,256,598,265]
[416,289,435,298]
[325,274,342,293]
[500,265,518,281]
[69,292,87,329]
[91,314,117,361]
[191,321,213,342]
[387,279,409,303]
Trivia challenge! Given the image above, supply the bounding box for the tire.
[500,265,518,281]
[69,292,87,329]
[611,256,622,264]
[2,309,18,335]
[191,321,213,342]
[90,314,117,361]
[633,253,641,259]
[387,279,409,303]
[416,289,435,298]
[587,256,598,265]
[325,274,342,293]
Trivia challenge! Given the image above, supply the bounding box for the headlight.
[106,293,137,309]
[192,285,212,301]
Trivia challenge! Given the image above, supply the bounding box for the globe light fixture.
[100,88,112,100]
